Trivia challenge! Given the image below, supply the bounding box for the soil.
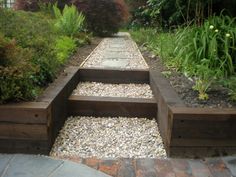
[67,37,102,67]
[140,46,236,109]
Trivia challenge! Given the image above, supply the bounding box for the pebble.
[73,82,154,99]
[82,34,149,69]
[50,116,167,158]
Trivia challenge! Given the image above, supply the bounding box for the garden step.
[68,95,157,118]
[78,67,149,84]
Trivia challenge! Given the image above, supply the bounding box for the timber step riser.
[68,95,157,118]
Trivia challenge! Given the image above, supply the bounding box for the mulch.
[140,46,236,108]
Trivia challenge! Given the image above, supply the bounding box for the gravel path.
[73,82,154,99]
[82,33,149,69]
[50,117,167,158]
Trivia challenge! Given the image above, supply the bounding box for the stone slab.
[100,59,129,68]
[103,52,131,59]
[0,154,12,175]
[222,156,236,177]
[0,154,111,177]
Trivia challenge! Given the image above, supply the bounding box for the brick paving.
[55,156,236,177]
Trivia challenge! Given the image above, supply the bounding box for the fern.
[53,4,85,37]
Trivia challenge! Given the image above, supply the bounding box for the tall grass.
[175,14,236,77]
[130,28,175,65]
[174,15,236,99]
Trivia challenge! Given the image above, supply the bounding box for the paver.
[0,154,111,177]
[82,32,148,69]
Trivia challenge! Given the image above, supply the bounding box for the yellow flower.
[226,33,231,37]
[209,25,214,29]
[215,29,219,33]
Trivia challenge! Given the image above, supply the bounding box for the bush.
[73,0,129,36]
[53,4,85,37]
[0,9,60,86]
[0,34,37,103]
[55,36,77,63]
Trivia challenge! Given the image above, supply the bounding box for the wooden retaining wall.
[150,69,236,157]
[0,67,80,154]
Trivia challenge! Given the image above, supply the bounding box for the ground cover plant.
[0,4,87,104]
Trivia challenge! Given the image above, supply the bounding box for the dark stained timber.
[68,95,157,118]
[0,66,80,154]
[150,69,236,157]
[79,67,150,84]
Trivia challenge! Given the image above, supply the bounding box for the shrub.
[14,0,58,11]
[53,4,85,37]
[0,34,37,103]
[54,36,77,63]
[0,9,60,86]
[73,0,129,36]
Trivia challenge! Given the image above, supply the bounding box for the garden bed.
[142,48,236,109]
[144,50,236,157]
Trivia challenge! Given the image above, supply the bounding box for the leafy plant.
[54,36,76,64]
[221,77,236,102]
[0,34,38,103]
[192,60,223,100]
[175,14,236,77]
[53,4,85,37]
[0,9,60,86]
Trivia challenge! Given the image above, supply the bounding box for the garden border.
[150,69,236,157]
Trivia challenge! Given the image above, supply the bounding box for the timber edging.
[150,69,236,157]
[0,66,80,154]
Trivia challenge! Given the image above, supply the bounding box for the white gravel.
[72,82,154,99]
[50,116,167,158]
[82,33,149,69]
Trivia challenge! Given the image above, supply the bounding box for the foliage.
[128,0,236,28]
[130,28,175,64]
[14,0,58,11]
[175,15,236,77]
[221,77,236,102]
[14,0,129,36]
[0,9,60,86]
[174,15,236,99]
[0,34,38,103]
[130,0,163,28]
[53,4,85,37]
[0,6,89,103]
[130,15,236,100]
[73,0,129,36]
[55,36,77,64]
